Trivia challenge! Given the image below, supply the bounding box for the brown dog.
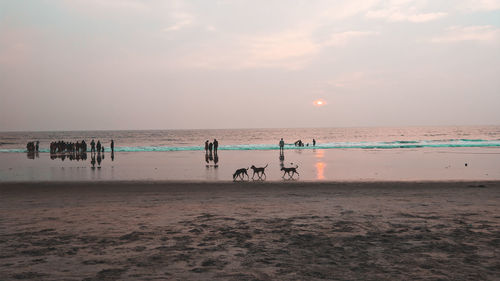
[233,168,249,181]
[281,164,299,178]
[250,164,268,179]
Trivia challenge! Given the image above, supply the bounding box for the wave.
[1,139,500,153]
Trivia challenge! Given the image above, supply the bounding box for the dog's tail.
[264,164,268,168]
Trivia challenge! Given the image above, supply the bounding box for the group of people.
[50,140,87,154]
[280,138,317,150]
[204,139,219,167]
[293,139,316,147]
[204,139,219,155]
[25,139,115,163]
[26,141,40,153]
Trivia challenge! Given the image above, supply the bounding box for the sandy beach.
[1,181,499,280]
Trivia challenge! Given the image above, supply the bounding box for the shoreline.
[2,147,500,182]
[1,179,498,189]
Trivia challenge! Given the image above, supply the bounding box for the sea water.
[1,126,500,182]
[1,126,500,152]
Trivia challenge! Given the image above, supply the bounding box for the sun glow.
[313,99,326,107]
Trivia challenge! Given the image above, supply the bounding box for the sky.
[0,0,499,131]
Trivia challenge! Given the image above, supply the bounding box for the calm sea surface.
[1,126,500,152]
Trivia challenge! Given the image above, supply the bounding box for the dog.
[281,164,299,178]
[233,168,249,181]
[250,164,268,179]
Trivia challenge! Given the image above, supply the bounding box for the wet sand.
[1,181,499,280]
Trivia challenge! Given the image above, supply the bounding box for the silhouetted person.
[90,139,95,153]
[35,141,39,152]
[111,140,114,153]
[101,147,104,153]
[208,142,213,155]
[96,141,101,153]
[213,139,218,154]
[279,138,285,152]
[313,139,316,146]
[205,140,209,154]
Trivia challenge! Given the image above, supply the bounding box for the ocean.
[1,126,500,153]
[1,126,500,182]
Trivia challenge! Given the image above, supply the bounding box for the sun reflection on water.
[315,149,326,180]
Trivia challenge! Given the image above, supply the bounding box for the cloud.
[326,71,384,89]
[324,31,379,47]
[456,0,500,12]
[176,28,378,70]
[366,8,447,22]
[175,29,319,70]
[62,0,151,14]
[164,13,194,32]
[431,25,500,43]
[319,0,382,20]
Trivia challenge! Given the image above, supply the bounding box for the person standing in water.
[111,140,114,153]
[279,138,285,152]
[312,139,316,146]
[213,139,218,155]
[96,140,101,153]
[205,140,209,154]
[208,142,213,155]
[90,139,95,153]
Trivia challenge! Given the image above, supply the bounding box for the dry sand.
[0,181,499,280]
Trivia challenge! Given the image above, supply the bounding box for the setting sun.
[313,99,327,107]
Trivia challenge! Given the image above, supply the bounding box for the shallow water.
[1,147,499,182]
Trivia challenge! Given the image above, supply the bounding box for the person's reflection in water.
[91,154,96,169]
[97,152,102,168]
[26,151,35,160]
[279,150,285,170]
[214,153,219,168]
[111,151,114,161]
[205,153,210,167]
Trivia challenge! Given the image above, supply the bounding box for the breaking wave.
[1,139,500,153]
